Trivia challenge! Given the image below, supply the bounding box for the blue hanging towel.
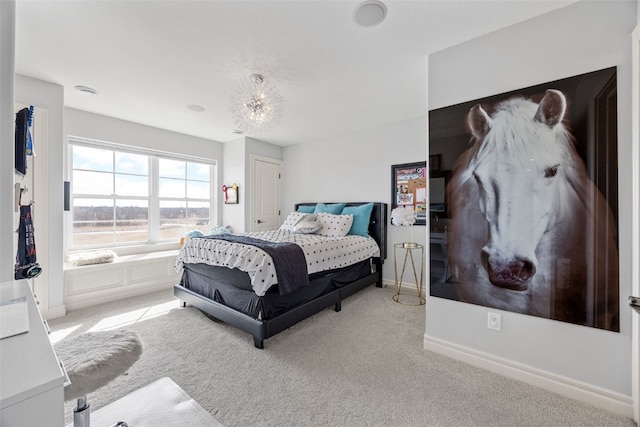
[26,105,35,156]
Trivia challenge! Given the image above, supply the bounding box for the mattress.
[175,230,380,296]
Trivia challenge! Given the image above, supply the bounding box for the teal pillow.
[342,203,374,237]
[314,202,346,215]
[297,205,316,213]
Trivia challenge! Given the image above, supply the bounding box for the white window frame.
[67,137,217,255]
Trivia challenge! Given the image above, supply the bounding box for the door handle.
[257,219,264,224]
[629,296,640,314]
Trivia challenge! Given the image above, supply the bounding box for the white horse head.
[465,90,569,291]
[447,89,619,330]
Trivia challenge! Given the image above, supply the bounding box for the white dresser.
[0,280,65,426]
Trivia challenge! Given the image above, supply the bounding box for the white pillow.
[280,211,306,231]
[316,213,353,237]
[293,214,322,234]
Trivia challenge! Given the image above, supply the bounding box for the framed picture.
[222,183,239,204]
[391,161,427,225]
[428,67,619,332]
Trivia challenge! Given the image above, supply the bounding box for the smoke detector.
[353,0,387,27]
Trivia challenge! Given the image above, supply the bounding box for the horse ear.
[534,89,566,127]
[468,104,491,139]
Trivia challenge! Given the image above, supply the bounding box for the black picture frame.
[428,67,619,332]
[391,161,427,225]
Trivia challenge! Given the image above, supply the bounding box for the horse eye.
[544,164,559,178]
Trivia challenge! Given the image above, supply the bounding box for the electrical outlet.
[487,312,501,331]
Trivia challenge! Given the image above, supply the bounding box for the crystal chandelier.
[230,74,283,135]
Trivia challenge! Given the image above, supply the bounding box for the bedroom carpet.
[49,286,634,427]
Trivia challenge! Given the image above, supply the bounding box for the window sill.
[67,241,180,258]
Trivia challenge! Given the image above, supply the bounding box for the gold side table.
[393,242,425,305]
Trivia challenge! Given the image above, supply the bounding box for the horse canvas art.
[445,87,619,331]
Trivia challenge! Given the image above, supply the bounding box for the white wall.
[222,138,246,232]
[425,0,636,414]
[0,1,16,282]
[246,137,283,161]
[65,108,223,160]
[282,115,428,285]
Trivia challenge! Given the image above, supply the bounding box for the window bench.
[63,250,181,311]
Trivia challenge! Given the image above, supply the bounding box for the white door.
[630,24,640,425]
[251,156,281,232]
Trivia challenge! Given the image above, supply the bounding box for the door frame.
[250,154,282,232]
[631,23,640,425]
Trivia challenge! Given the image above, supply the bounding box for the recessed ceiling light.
[353,0,387,27]
[187,104,205,112]
[74,85,98,96]
[231,130,244,135]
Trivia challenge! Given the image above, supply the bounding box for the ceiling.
[15,0,577,146]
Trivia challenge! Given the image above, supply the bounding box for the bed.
[174,202,387,348]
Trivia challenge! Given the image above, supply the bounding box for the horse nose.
[484,253,537,291]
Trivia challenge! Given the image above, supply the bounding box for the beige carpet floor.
[49,285,635,427]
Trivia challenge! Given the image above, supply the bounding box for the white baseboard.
[377,279,631,418]
[423,335,633,419]
[381,278,422,291]
[44,304,66,320]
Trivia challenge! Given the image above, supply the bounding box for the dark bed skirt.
[179,260,373,320]
[174,258,382,348]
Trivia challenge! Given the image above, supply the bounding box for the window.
[69,138,216,249]
[158,158,212,241]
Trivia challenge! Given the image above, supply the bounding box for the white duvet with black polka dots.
[175,230,380,296]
